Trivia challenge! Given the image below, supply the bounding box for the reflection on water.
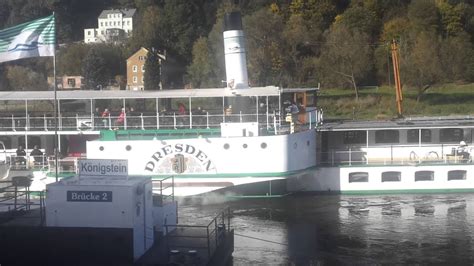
[178,194,474,265]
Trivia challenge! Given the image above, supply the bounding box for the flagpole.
[53,12,59,182]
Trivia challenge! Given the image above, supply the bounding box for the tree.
[82,46,108,90]
[439,34,474,82]
[407,0,440,34]
[58,43,90,76]
[400,32,443,102]
[6,65,48,91]
[144,49,161,90]
[186,37,214,88]
[244,8,286,86]
[318,25,373,100]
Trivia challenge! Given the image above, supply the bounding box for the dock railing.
[164,207,232,263]
[319,144,474,166]
[0,177,46,226]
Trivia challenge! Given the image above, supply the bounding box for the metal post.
[207,227,211,258]
[266,96,269,129]
[173,113,176,129]
[206,112,210,129]
[188,97,192,129]
[156,98,159,129]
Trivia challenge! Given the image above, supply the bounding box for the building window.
[87,31,91,36]
[128,20,130,25]
[343,131,366,144]
[67,78,76,87]
[133,65,137,72]
[448,170,466,181]
[141,77,144,83]
[407,129,432,143]
[133,76,137,83]
[440,128,464,143]
[415,171,434,181]
[375,130,399,144]
[382,171,401,182]
[349,172,369,183]
[141,65,145,72]
[105,22,108,26]
[101,22,103,27]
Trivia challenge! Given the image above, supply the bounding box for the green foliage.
[144,49,161,90]
[186,37,214,88]
[58,43,90,76]
[407,0,440,34]
[6,65,48,91]
[318,24,374,100]
[81,45,108,89]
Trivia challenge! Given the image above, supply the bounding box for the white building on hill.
[84,9,136,44]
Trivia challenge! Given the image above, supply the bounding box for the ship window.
[349,172,368,183]
[382,171,401,182]
[448,170,466,181]
[415,171,434,181]
[261,143,267,149]
[243,144,248,149]
[343,131,366,144]
[407,129,432,143]
[440,128,464,143]
[223,143,230,150]
[125,145,132,151]
[99,146,104,151]
[375,130,399,143]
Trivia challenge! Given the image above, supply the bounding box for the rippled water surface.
[178,193,474,265]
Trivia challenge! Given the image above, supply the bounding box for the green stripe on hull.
[341,188,474,195]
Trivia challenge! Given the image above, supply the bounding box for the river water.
[178,193,474,265]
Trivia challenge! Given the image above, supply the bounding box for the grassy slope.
[319,83,474,120]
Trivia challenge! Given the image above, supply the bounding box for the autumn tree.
[400,32,443,102]
[318,25,373,100]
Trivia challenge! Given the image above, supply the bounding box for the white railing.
[319,144,473,166]
[0,109,323,134]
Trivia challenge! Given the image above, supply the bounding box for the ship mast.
[391,39,403,117]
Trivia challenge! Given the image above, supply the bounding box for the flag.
[0,15,55,63]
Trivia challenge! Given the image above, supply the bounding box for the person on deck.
[457,141,471,162]
[16,145,26,165]
[115,108,126,129]
[101,108,110,128]
[30,145,44,165]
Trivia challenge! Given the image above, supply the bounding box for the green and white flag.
[0,15,55,63]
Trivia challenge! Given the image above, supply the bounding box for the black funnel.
[224,12,242,31]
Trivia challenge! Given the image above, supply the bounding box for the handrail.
[164,206,232,261]
[320,143,474,166]
[0,109,322,134]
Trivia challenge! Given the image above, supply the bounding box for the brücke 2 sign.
[77,159,128,177]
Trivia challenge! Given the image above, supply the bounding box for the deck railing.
[319,144,474,166]
[0,109,323,133]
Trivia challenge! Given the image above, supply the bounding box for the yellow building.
[126,47,165,91]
